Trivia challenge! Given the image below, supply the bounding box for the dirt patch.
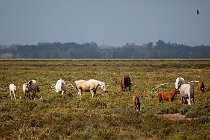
[156,113,192,121]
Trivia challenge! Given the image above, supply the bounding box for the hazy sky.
[0,0,210,46]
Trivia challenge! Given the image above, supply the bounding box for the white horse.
[74,79,107,97]
[51,79,71,95]
[175,77,194,105]
[9,84,17,100]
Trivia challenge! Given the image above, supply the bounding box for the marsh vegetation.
[0,59,210,139]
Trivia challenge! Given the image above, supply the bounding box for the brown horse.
[133,96,140,112]
[120,75,131,91]
[157,88,179,103]
[198,81,205,93]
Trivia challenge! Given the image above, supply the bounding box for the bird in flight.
[197,9,199,15]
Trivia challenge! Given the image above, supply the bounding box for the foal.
[133,96,140,112]
[157,88,179,103]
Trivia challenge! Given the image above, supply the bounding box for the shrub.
[0,114,14,122]
[160,106,179,114]
[179,105,191,115]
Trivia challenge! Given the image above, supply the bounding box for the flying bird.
[196,9,199,15]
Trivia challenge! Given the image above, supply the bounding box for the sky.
[0,0,210,46]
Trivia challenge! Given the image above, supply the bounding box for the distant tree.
[0,41,210,59]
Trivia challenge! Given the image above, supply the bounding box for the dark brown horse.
[120,75,131,91]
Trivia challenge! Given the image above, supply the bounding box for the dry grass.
[0,59,210,139]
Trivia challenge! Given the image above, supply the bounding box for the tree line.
[0,40,210,59]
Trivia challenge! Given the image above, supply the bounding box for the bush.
[179,105,191,115]
[185,111,196,118]
[160,106,179,114]
[88,98,107,109]
[0,114,14,122]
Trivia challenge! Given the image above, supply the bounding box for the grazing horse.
[190,80,205,93]
[74,79,107,97]
[120,75,131,91]
[51,79,69,95]
[9,84,17,100]
[23,80,40,99]
[133,96,140,112]
[198,81,205,93]
[157,88,179,103]
[23,83,30,99]
[175,77,194,105]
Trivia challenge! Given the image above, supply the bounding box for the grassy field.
[0,59,210,139]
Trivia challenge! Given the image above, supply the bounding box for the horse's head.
[99,82,107,93]
[175,77,185,89]
[175,88,180,94]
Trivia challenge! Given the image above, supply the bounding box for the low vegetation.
[0,59,210,139]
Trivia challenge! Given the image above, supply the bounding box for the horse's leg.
[134,104,137,111]
[90,90,95,97]
[185,97,188,104]
[184,97,186,104]
[31,92,35,99]
[28,92,31,99]
[24,92,27,99]
[10,91,12,100]
[157,98,160,103]
[188,94,191,105]
[78,89,82,96]
[182,97,187,104]
[34,92,36,99]
[31,91,36,99]
[14,92,16,100]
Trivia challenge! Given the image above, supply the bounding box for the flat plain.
[0,59,210,139]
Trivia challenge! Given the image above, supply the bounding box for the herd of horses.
[157,77,205,106]
[8,75,205,112]
[121,75,205,111]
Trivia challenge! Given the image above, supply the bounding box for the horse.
[157,88,179,103]
[120,75,131,91]
[74,79,107,97]
[175,77,194,105]
[9,84,17,100]
[198,81,205,93]
[133,96,140,112]
[190,80,205,93]
[51,79,70,95]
